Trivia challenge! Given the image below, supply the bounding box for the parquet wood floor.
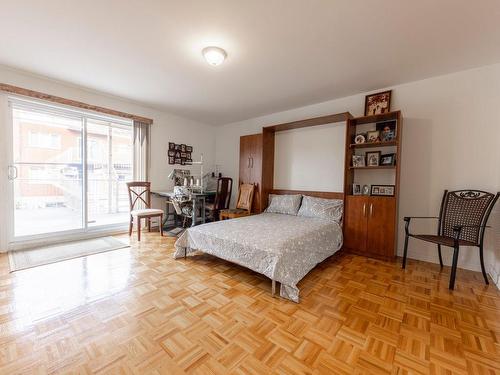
[1,233,499,374]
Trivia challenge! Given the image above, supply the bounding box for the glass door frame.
[6,95,132,245]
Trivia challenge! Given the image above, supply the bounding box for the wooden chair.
[205,177,233,221]
[219,183,255,220]
[127,181,163,241]
[402,189,499,290]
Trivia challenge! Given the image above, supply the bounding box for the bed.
[174,192,343,302]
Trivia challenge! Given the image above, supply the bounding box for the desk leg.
[191,198,197,227]
[201,197,206,224]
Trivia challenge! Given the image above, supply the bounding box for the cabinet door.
[239,136,252,184]
[344,196,368,252]
[366,197,396,257]
[249,134,262,212]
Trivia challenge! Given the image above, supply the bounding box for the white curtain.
[133,120,151,181]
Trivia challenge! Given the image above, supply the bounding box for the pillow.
[297,195,343,222]
[265,194,302,215]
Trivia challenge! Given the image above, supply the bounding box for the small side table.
[219,209,252,220]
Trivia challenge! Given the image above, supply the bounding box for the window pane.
[12,108,84,236]
[86,119,133,227]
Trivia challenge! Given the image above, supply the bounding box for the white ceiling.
[1,1,500,125]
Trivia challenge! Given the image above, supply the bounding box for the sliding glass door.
[86,119,133,227]
[9,98,133,240]
[11,106,84,237]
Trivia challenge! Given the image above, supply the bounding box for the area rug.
[8,237,130,272]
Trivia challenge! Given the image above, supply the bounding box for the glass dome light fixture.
[202,46,227,66]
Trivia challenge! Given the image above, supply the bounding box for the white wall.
[0,66,216,250]
[215,63,500,281]
[274,123,345,192]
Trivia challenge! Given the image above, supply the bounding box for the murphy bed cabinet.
[343,111,402,259]
[239,134,263,213]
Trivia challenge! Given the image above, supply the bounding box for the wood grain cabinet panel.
[239,134,263,213]
[344,196,396,259]
[366,197,396,258]
[344,196,368,252]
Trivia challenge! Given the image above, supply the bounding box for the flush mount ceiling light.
[202,46,227,66]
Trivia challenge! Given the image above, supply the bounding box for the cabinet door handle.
[248,157,251,168]
[363,203,366,217]
[251,157,254,168]
[370,203,373,217]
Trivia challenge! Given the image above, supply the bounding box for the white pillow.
[297,195,343,222]
[265,194,302,215]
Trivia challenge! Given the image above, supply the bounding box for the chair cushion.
[131,208,163,216]
[410,234,476,247]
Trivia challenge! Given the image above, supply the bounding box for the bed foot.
[271,280,276,297]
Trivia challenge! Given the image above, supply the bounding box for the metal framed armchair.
[402,189,499,290]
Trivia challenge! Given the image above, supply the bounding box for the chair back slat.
[127,181,151,211]
[214,177,233,211]
[236,183,255,211]
[440,189,498,245]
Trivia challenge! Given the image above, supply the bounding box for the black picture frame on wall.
[169,142,194,165]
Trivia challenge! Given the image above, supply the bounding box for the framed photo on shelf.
[367,130,380,143]
[354,134,366,144]
[366,151,381,166]
[364,90,392,116]
[380,153,396,166]
[352,155,365,167]
[352,183,361,195]
[371,185,395,196]
[376,120,397,142]
[362,185,370,195]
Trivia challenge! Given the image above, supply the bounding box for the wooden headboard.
[269,189,344,200]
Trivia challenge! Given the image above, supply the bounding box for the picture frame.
[364,90,392,116]
[354,133,366,144]
[181,144,186,152]
[168,150,175,157]
[380,153,396,166]
[371,185,395,196]
[352,183,361,195]
[362,185,370,195]
[169,142,175,150]
[376,120,397,142]
[366,151,381,166]
[168,156,175,164]
[186,146,193,152]
[352,155,365,168]
[367,130,380,143]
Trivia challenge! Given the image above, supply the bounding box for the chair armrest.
[404,216,439,221]
[404,216,439,235]
[453,224,491,230]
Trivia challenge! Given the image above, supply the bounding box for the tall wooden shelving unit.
[343,111,403,259]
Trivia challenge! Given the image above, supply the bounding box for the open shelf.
[349,165,396,170]
[349,110,401,125]
[349,140,397,149]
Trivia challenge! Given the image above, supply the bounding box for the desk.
[153,191,216,227]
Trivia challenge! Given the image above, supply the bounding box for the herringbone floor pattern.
[0,233,499,374]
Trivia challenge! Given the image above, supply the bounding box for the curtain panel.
[133,120,151,182]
